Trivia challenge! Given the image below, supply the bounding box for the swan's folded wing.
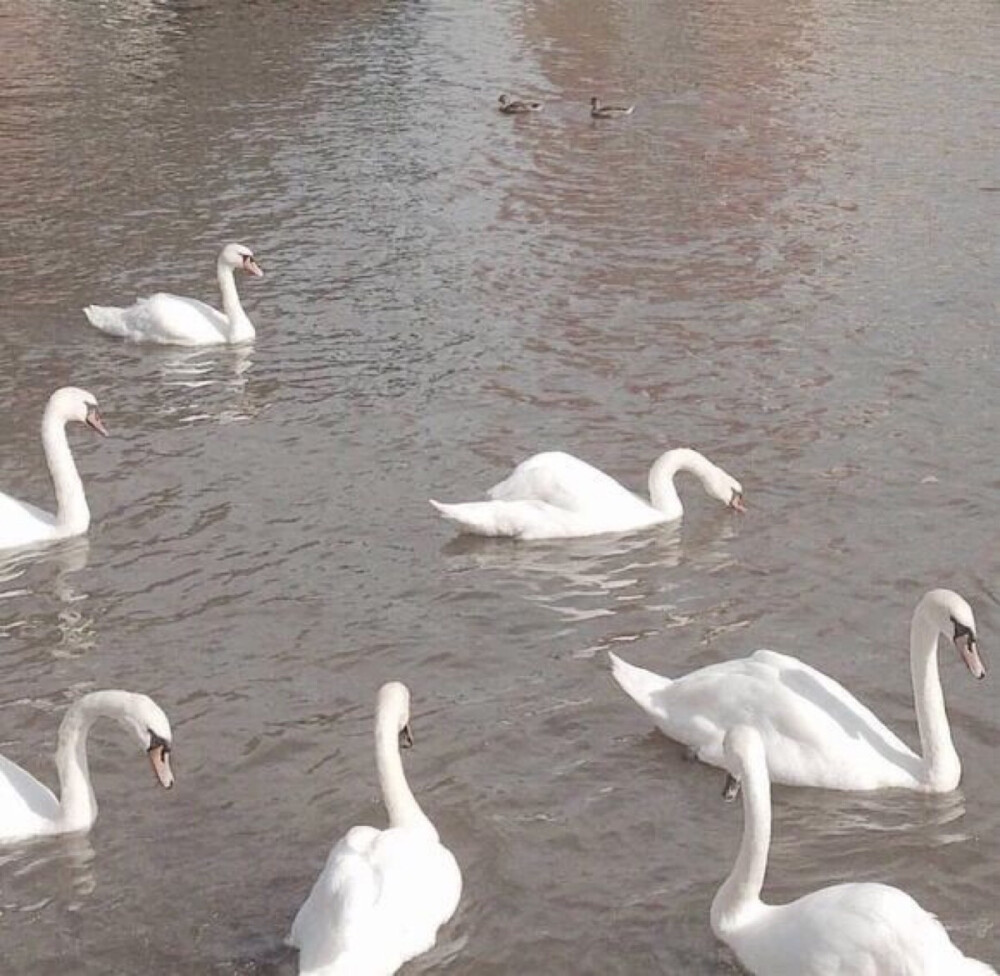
[0,493,57,549]
[86,294,227,345]
[0,755,60,837]
[487,452,636,514]
[288,827,381,963]
[750,650,915,757]
[430,499,582,539]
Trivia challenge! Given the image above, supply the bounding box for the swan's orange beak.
[85,406,108,437]
[956,633,986,680]
[242,255,264,278]
[148,743,174,789]
[729,490,746,513]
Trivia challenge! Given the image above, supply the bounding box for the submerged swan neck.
[648,448,714,517]
[216,259,254,342]
[711,755,770,934]
[375,712,434,835]
[911,608,960,789]
[42,404,89,537]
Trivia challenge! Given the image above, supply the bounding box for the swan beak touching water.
[729,489,746,513]
[241,253,264,278]
[85,404,108,437]
[147,732,175,789]
[954,621,986,679]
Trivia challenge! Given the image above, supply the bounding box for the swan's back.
[85,293,229,345]
[0,755,60,841]
[291,825,461,976]
[731,883,997,976]
[488,451,651,517]
[620,650,921,789]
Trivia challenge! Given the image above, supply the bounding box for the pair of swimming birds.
[498,93,635,117]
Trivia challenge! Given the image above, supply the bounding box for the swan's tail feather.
[83,304,130,338]
[429,499,518,537]
[609,652,673,712]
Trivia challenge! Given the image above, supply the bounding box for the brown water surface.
[1,0,999,972]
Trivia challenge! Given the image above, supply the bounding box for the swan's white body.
[430,448,743,540]
[712,726,996,975]
[0,388,107,552]
[0,691,174,843]
[610,589,985,792]
[84,243,263,346]
[289,683,461,976]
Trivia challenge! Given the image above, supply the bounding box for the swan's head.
[920,589,986,679]
[721,726,765,801]
[220,243,263,278]
[377,681,414,749]
[46,387,108,437]
[113,692,175,790]
[707,464,745,513]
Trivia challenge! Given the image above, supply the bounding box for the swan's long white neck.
[648,448,717,519]
[711,757,770,935]
[42,404,90,538]
[54,692,130,833]
[911,609,960,790]
[216,260,254,342]
[375,711,435,836]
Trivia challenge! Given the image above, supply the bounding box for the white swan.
[430,447,744,540]
[610,589,986,791]
[83,243,263,345]
[712,725,996,974]
[288,682,462,976]
[0,690,174,844]
[0,387,108,552]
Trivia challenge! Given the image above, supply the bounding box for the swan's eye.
[951,618,974,642]
[148,730,171,754]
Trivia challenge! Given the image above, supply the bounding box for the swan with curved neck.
[430,447,744,540]
[0,690,174,843]
[610,589,985,791]
[0,387,107,552]
[289,682,462,975]
[83,243,263,346]
[712,726,996,974]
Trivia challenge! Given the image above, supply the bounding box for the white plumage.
[84,242,263,345]
[288,683,461,975]
[711,726,996,975]
[610,589,985,791]
[430,447,744,540]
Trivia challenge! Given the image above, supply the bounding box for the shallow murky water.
[1,0,999,972]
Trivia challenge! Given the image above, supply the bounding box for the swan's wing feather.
[487,452,640,513]
[0,492,57,549]
[85,293,227,345]
[0,755,60,838]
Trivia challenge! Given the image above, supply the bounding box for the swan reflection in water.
[0,538,95,658]
[0,832,97,911]
[440,516,739,658]
[154,343,265,426]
